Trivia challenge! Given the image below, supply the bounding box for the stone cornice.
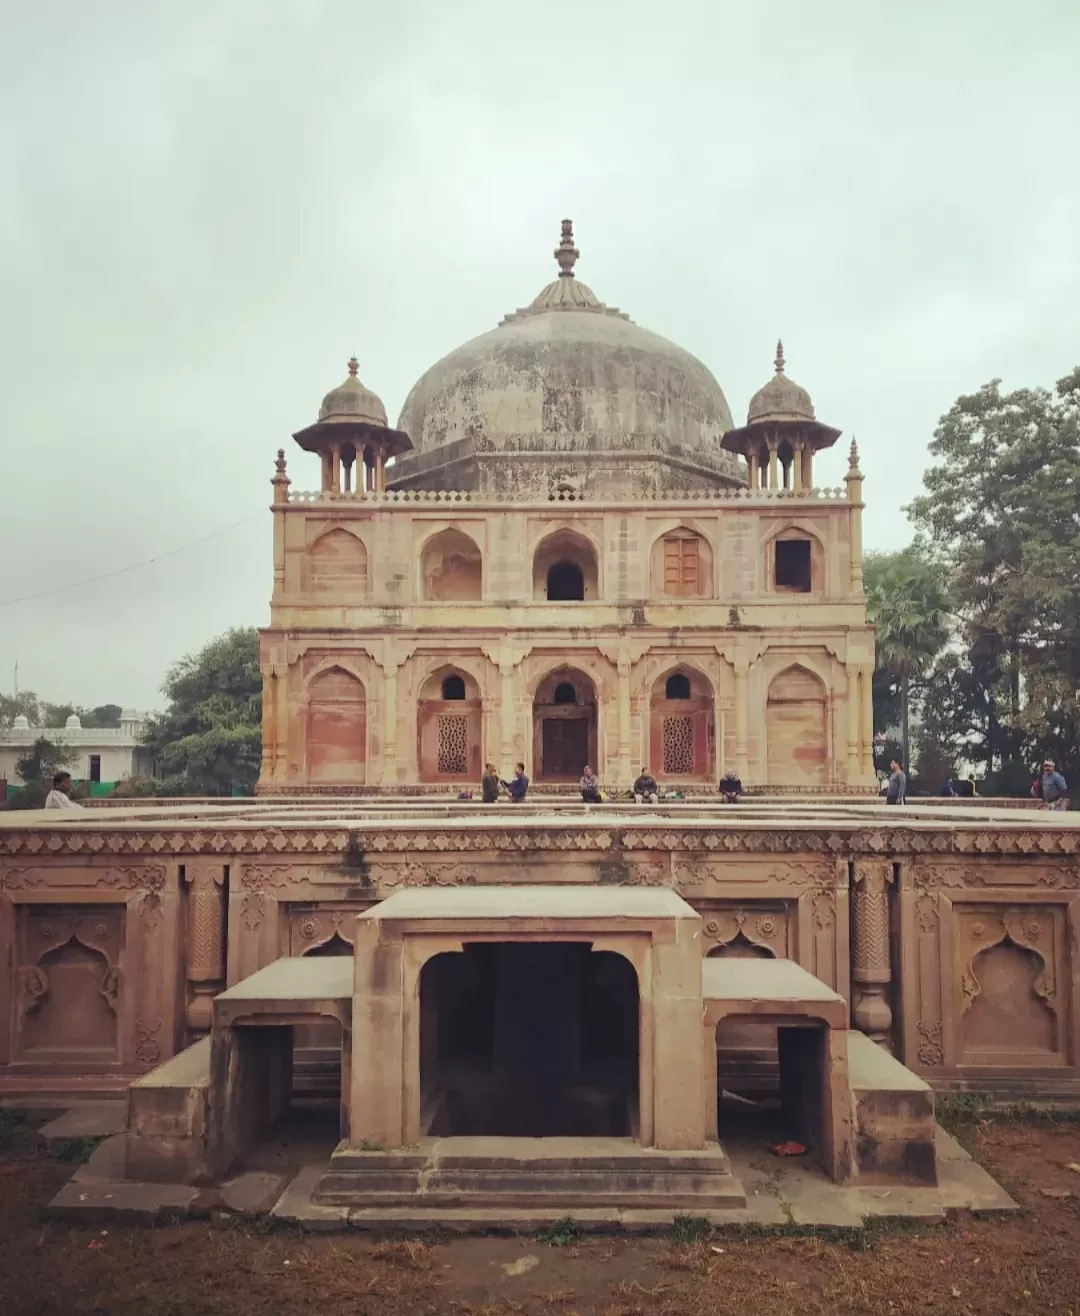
[2,822,1079,863]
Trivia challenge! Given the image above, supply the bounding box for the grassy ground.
[2,1106,1080,1315]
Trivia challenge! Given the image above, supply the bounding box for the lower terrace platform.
[3,797,1079,1116]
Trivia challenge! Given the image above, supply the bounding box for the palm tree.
[864,549,952,772]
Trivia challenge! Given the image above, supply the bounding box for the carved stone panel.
[12,905,124,1065]
[956,905,1067,1068]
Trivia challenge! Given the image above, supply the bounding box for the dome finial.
[554,219,579,279]
[347,356,359,378]
[774,339,786,375]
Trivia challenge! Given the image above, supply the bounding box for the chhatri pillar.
[721,341,842,494]
[291,357,412,498]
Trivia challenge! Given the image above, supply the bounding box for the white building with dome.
[0,710,152,792]
[257,221,877,794]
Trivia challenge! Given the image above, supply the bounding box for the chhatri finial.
[347,356,359,378]
[554,218,579,278]
[774,339,786,375]
[274,447,287,475]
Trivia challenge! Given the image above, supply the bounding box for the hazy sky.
[2,1,1078,712]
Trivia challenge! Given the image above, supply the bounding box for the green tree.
[864,548,952,771]
[41,703,76,727]
[908,368,1080,779]
[0,691,41,728]
[82,704,123,728]
[15,737,75,785]
[144,628,262,796]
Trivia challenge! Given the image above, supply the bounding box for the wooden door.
[542,718,590,780]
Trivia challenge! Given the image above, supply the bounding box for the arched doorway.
[533,668,598,782]
[417,667,482,782]
[765,665,827,786]
[419,944,638,1137]
[306,667,366,784]
[649,666,714,783]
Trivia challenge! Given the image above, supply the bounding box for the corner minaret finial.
[774,339,786,375]
[347,356,359,378]
[849,437,860,470]
[554,219,579,279]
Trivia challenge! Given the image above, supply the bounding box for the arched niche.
[963,937,1057,1059]
[533,667,598,781]
[308,527,369,599]
[306,666,367,784]
[765,664,827,786]
[420,528,483,602]
[19,937,118,1060]
[417,666,482,782]
[533,529,599,602]
[765,525,825,595]
[651,526,714,599]
[649,665,714,782]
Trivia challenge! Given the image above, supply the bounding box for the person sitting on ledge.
[579,765,602,803]
[481,762,503,804]
[503,762,529,802]
[633,767,658,804]
[44,771,83,810]
[719,772,743,804]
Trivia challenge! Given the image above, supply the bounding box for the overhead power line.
[0,512,264,609]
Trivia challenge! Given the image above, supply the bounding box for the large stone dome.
[397,222,734,459]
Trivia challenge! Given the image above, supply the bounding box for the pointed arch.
[650,524,715,598]
[419,528,483,601]
[417,663,482,782]
[762,520,826,595]
[308,526,369,598]
[307,665,367,784]
[533,665,599,781]
[765,663,827,786]
[532,528,600,601]
[649,663,715,782]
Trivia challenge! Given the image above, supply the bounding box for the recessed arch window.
[441,675,466,701]
[553,682,578,705]
[547,561,585,601]
[654,528,713,599]
[533,530,598,601]
[665,674,691,700]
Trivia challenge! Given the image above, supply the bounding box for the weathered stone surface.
[39,1101,127,1150]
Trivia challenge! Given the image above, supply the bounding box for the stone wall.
[2,803,1078,1102]
[261,489,875,793]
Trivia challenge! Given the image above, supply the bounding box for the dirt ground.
[2,1111,1080,1316]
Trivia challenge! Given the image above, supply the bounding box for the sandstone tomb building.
[259,221,877,795]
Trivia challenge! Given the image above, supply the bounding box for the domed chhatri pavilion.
[259,221,876,794]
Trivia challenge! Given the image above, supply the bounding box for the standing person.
[503,762,529,802]
[633,767,659,804]
[44,771,83,810]
[1040,759,1068,812]
[579,765,601,803]
[481,762,502,804]
[885,759,906,806]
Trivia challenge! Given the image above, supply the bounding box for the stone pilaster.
[851,859,895,1050]
[183,861,227,1039]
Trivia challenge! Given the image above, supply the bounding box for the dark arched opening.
[553,682,577,705]
[665,673,691,700]
[420,944,638,1137]
[547,561,585,601]
[441,675,466,701]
